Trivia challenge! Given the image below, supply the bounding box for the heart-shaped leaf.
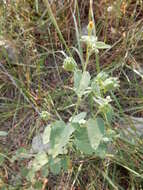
[43,125,51,144]
[49,157,61,174]
[74,70,91,97]
[69,112,87,124]
[32,152,48,172]
[87,118,105,150]
[49,121,75,157]
[74,127,95,155]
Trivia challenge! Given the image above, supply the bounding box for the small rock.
[126,116,143,135]
[0,37,17,62]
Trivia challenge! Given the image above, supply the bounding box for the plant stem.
[73,96,81,116]
[96,53,100,73]
[71,163,83,190]
[84,47,90,72]
[43,0,71,56]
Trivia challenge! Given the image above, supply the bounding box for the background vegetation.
[0,0,143,189]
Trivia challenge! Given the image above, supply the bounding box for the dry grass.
[0,0,143,189]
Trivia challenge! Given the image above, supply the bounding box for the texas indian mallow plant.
[28,21,120,181]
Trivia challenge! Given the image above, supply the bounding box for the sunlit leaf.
[74,70,91,97]
[102,77,119,93]
[61,157,71,171]
[74,127,95,154]
[27,152,48,181]
[92,72,119,94]
[87,118,105,150]
[94,143,107,158]
[69,112,87,124]
[43,125,51,144]
[91,79,101,96]
[32,152,48,172]
[49,121,75,157]
[95,41,111,49]
[104,104,114,123]
[49,157,61,174]
[80,35,98,44]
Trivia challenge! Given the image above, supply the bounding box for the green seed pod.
[40,111,49,121]
[63,57,77,72]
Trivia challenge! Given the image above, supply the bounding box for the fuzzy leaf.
[74,127,95,154]
[49,157,61,174]
[87,118,105,150]
[74,70,91,97]
[69,112,87,124]
[95,41,111,49]
[80,35,98,44]
[94,143,107,158]
[91,79,101,96]
[43,125,51,144]
[32,152,48,172]
[49,121,75,157]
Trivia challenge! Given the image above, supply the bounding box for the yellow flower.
[89,21,94,30]
[87,21,94,35]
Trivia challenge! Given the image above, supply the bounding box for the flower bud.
[87,21,94,34]
[63,57,77,72]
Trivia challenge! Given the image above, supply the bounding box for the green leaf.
[69,112,87,124]
[93,96,113,123]
[49,121,75,157]
[74,70,91,97]
[74,70,82,91]
[32,152,48,172]
[95,41,111,49]
[43,125,51,144]
[95,143,107,158]
[93,71,119,94]
[74,127,95,155]
[71,123,81,131]
[80,35,98,44]
[20,167,29,177]
[49,157,61,174]
[87,118,105,150]
[34,181,43,189]
[105,129,117,141]
[11,147,31,162]
[0,131,8,137]
[96,71,108,81]
[41,164,49,177]
[27,152,48,181]
[27,170,35,182]
[102,77,119,92]
[61,157,70,171]
[91,79,101,96]
[104,104,113,123]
